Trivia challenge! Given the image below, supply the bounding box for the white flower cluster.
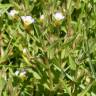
[8,9,35,26]
[8,9,64,26]
[39,12,64,22]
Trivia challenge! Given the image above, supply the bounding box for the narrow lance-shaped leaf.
[69,55,76,70]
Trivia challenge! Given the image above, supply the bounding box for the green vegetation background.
[0,0,96,96]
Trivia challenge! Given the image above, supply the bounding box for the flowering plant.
[0,0,96,96]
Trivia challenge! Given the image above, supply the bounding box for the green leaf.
[61,49,65,59]
[0,4,12,8]
[69,55,76,70]
[32,70,41,79]
[66,73,75,81]
[53,64,61,72]
[93,0,96,3]
[0,4,12,15]
[43,83,50,90]
[0,77,6,95]
[28,69,41,80]
[22,55,32,66]
[78,81,95,96]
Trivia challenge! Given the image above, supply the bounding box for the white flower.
[15,70,26,77]
[15,70,19,76]
[53,12,64,20]
[19,71,26,77]
[21,16,35,26]
[40,14,44,20]
[8,9,18,17]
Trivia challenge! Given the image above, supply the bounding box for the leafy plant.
[0,0,96,96]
